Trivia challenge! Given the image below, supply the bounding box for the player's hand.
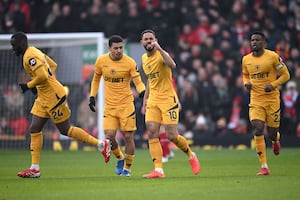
[152,41,162,51]
[31,87,37,95]
[264,84,273,92]
[244,82,252,92]
[139,90,145,98]
[19,83,29,93]
[89,96,96,112]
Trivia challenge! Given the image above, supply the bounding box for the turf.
[0,148,299,200]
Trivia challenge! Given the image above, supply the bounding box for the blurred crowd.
[1,0,300,144]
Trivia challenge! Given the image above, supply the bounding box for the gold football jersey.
[142,50,177,103]
[23,46,66,105]
[90,53,144,107]
[242,49,290,104]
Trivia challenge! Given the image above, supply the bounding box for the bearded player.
[140,29,200,178]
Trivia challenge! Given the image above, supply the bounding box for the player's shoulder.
[24,46,41,57]
[242,52,252,62]
[122,54,136,63]
[264,49,278,55]
[23,46,43,66]
[141,53,148,63]
[95,53,109,63]
[97,53,109,60]
[141,53,147,59]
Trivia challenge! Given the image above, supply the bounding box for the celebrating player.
[242,32,290,176]
[89,35,145,177]
[10,32,111,178]
[140,29,200,178]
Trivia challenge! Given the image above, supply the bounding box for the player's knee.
[251,120,264,135]
[266,127,278,140]
[56,124,71,136]
[166,131,178,142]
[123,131,134,142]
[105,131,116,141]
[29,124,42,133]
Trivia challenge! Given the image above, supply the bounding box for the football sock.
[30,132,43,168]
[173,135,193,158]
[159,132,170,157]
[30,164,40,170]
[112,146,124,160]
[67,126,98,146]
[154,168,164,174]
[261,164,268,168]
[273,132,280,142]
[148,138,163,168]
[254,135,267,166]
[124,154,134,171]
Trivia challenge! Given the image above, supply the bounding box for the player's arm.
[132,75,145,97]
[90,71,101,97]
[27,66,48,88]
[19,65,48,93]
[270,63,290,88]
[241,57,251,91]
[89,70,102,112]
[154,41,176,69]
[141,80,149,115]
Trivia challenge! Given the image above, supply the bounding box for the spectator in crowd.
[30,0,52,32]
[8,0,30,32]
[179,79,199,114]
[4,83,25,118]
[51,3,76,32]
[85,0,104,32]
[43,1,60,32]
[282,81,298,135]
[122,1,143,42]
[2,83,29,136]
[101,2,122,37]
[210,73,232,127]
[181,109,197,140]
[275,37,290,61]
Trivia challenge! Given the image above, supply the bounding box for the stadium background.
[0,0,300,149]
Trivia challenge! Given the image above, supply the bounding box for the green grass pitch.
[0,148,299,200]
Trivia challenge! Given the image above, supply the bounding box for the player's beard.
[144,43,154,52]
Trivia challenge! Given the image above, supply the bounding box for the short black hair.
[108,35,123,47]
[250,32,266,40]
[141,29,156,39]
[11,32,27,41]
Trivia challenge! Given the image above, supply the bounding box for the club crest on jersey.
[110,69,116,74]
[255,65,260,71]
[147,65,151,71]
[29,58,37,67]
